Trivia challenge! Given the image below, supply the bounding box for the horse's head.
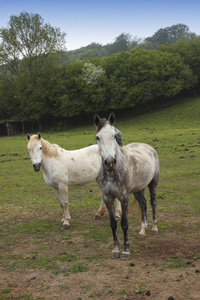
[94,113,123,171]
[27,133,42,171]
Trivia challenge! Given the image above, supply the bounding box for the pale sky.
[0,0,199,50]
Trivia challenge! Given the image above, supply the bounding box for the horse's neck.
[117,146,126,166]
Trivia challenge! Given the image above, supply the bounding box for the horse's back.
[125,143,159,161]
[67,144,99,156]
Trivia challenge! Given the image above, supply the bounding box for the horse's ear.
[27,134,30,141]
[108,112,115,126]
[38,133,41,140]
[94,114,101,127]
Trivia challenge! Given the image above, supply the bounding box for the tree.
[158,38,200,91]
[0,12,66,121]
[143,24,190,49]
[106,33,132,55]
[101,48,197,109]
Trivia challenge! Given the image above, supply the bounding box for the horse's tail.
[129,187,147,222]
[129,198,142,222]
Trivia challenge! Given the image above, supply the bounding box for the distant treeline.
[65,24,198,62]
[0,15,200,129]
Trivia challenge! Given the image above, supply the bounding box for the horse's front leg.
[121,196,130,260]
[134,190,147,236]
[104,196,120,259]
[53,185,71,229]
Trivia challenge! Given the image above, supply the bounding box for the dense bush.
[0,38,200,123]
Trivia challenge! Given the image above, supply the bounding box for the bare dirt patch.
[0,209,200,300]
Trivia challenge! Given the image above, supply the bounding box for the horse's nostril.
[105,157,116,168]
[33,163,41,169]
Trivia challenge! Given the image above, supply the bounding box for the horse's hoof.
[152,229,158,235]
[62,223,70,229]
[139,233,146,237]
[115,215,121,221]
[111,251,120,259]
[94,214,102,220]
[139,228,147,236]
[121,251,130,260]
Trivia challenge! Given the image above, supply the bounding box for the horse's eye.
[96,136,100,141]
[40,146,42,150]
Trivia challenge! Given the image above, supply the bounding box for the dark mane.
[114,128,123,146]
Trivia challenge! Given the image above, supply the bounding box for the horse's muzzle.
[33,163,41,171]
[105,156,116,171]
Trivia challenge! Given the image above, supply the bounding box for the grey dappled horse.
[94,113,160,260]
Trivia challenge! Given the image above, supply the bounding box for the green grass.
[164,256,192,269]
[0,96,200,298]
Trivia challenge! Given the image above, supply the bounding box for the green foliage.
[65,43,110,63]
[101,48,196,109]
[143,24,191,49]
[0,11,66,121]
[158,38,200,90]
[0,16,200,125]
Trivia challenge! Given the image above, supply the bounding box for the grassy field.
[0,97,200,299]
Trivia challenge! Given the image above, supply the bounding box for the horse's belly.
[60,154,101,186]
[68,168,99,185]
[128,168,155,193]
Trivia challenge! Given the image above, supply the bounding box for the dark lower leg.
[105,198,120,258]
[134,191,147,235]
[121,199,130,260]
[149,183,158,233]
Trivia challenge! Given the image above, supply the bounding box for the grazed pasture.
[0,97,200,299]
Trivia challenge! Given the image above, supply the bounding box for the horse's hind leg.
[133,190,147,236]
[95,198,107,219]
[95,198,122,220]
[148,179,158,234]
[115,199,122,220]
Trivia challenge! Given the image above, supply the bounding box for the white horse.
[27,133,121,228]
[94,113,160,260]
